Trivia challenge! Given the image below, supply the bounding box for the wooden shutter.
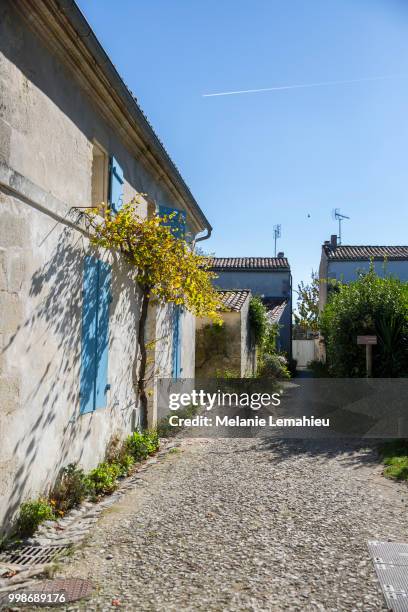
[80,256,111,414]
[159,205,186,239]
[172,305,182,379]
[94,260,112,409]
[109,156,124,213]
[80,257,99,414]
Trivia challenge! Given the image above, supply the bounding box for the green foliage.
[86,462,122,496]
[50,464,90,514]
[14,499,55,537]
[308,359,330,378]
[380,440,408,480]
[249,297,269,346]
[320,268,408,377]
[257,353,290,380]
[157,405,199,437]
[126,430,159,461]
[105,435,135,477]
[294,271,320,332]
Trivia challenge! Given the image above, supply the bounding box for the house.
[0,0,211,531]
[195,290,256,377]
[209,256,292,356]
[319,235,408,309]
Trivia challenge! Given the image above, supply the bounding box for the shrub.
[105,435,135,477]
[380,440,408,480]
[126,430,159,461]
[249,297,269,346]
[14,499,55,537]
[320,268,408,377]
[157,405,199,437]
[50,464,90,514]
[86,462,121,496]
[308,359,330,378]
[258,353,290,380]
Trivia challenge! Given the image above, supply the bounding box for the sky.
[76,0,408,293]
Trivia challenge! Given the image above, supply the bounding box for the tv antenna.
[273,224,281,256]
[332,208,350,245]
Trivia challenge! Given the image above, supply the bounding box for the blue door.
[172,305,182,379]
[80,256,112,414]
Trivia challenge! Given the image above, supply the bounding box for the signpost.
[357,335,377,377]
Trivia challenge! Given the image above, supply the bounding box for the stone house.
[0,0,211,531]
[209,257,292,356]
[319,236,408,310]
[195,290,256,377]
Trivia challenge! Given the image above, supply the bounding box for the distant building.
[208,256,292,356]
[196,290,256,378]
[319,235,408,309]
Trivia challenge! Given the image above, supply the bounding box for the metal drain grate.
[368,541,408,612]
[0,578,92,607]
[0,544,71,567]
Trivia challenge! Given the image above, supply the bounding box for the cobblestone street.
[38,437,407,611]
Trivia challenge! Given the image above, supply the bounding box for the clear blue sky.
[77,0,408,292]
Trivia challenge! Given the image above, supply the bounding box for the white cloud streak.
[202,74,407,98]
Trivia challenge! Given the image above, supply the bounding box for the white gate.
[292,339,317,368]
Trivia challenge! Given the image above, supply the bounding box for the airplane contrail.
[202,74,407,97]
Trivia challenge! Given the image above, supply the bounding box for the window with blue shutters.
[80,256,112,414]
[172,305,182,379]
[109,156,124,213]
[159,205,186,239]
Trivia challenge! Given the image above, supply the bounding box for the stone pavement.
[26,437,408,611]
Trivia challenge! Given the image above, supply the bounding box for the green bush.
[14,499,55,537]
[379,440,408,480]
[257,353,290,380]
[249,297,269,346]
[308,359,330,378]
[86,462,121,496]
[157,405,199,437]
[320,268,408,377]
[126,430,159,461]
[50,464,90,514]
[105,435,135,477]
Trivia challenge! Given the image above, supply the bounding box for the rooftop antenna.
[332,208,350,245]
[273,224,281,256]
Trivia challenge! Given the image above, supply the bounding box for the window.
[80,256,112,414]
[159,205,186,239]
[91,142,108,209]
[108,156,124,213]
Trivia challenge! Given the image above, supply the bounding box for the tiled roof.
[261,298,288,324]
[209,257,290,271]
[324,245,408,261]
[217,290,251,312]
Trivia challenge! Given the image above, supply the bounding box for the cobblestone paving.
[45,438,408,611]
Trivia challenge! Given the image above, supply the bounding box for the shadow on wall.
[1,224,138,531]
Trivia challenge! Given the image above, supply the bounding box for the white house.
[209,257,292,356]
[0,0,211,531]
[319,235,408,309]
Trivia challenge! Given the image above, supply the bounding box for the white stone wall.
[0,0,200,531]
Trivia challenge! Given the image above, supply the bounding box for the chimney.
[330,234,338,248]
[277,251,284,257]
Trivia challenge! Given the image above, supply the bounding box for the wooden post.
[357,336,377,378]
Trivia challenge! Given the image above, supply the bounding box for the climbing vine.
[85,197,222,425]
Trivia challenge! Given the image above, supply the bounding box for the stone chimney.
[330,234,338,248]
[277,251,284,257]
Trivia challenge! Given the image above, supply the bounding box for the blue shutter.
[94,260,111,409]
[80,257,99,414]
[172,305,182,379]
[109,156,124,213]
[80,256,111,414]
[159,205,186,239]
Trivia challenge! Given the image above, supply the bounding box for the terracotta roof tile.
[209,257,290,271]
[324,245,408,261]
[217,290,251,312]
[261,298,288,323]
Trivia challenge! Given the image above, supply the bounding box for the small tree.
[320,267,408,377]
[86,199,222,425]
[294,271,320,333]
